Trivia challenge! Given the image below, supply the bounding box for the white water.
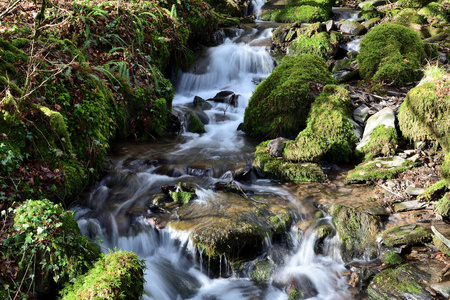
[74,25,350,300]
[249,0,266,18]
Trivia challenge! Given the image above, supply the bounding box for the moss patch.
[368,266,423,298]
[436,192,450,218]
[288,32,335,59]
[417,179,449,202]
[357,23,425,86]
[346,157,416,183]
[260,0,335,23]
[356,124,398,161]
[283,85,357,163]
[60,250,146,300]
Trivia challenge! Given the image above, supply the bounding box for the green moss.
[433,234,450,256]
[329,204,380,262]
[260,0,335,23]
[442,153,450,183]
[418,2,449,22]
[346,157,416,183]
[35,104,73,151]
[382,224,431,247]
[6,199,100,296]
[253,141,327,182]
[60,250,146,300]
[170,191,193,204]
[187,112,206,134]
[368,266,423,298]
[436,192,450,218]
[250,260,275,284]
[361,3,384,20]
[242,54,335,139]
[357,125,398,161]
[382,251,402,266]
[358,23,425,86]
[392,8,426,26]
[11,38,30,48]
[283,85,357,163]
[288,32,334,59]
[417,179,449,202]
[398,77,450,148]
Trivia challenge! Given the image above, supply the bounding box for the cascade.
[74,22,350,300]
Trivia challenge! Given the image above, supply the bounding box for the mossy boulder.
[361,3,384,20]
[392,8,426,26]
[357,23,425,86]
[168,192,295,272]
[346,156,416,183]
[356,108,398,161]
[418,179,449,202]
[288,32,336,59]
[328,204,381,263]
[282,85,357,163]
[60,250,146,300]
[381,223,431,247]
[382,251,402,266]
[398,75,450,149]
[367,266,425,299]
[187,112,206,134]
[253,140,327,182]
[5,199,100,297]
[418,2,450,23]
[260,0,335,23]
[242,54,335,139]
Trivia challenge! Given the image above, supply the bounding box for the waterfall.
[73,25,350,300]
[249,0,266,18]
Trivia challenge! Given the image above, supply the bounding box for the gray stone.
[351,119,363,140]
[268,137,289,157]
[356,107,396,151]
[339,20,366,35]
[405,186,425,196]
[358,0,389,8]
[193,96,212,110]
[325,20,334,32]
[394,200,429,212]
[431,283,450,298]
[353,104,370,124]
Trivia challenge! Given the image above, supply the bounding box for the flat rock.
[339,20,366,35]
[358,0,388,8]
[405,186,425,196]
[394,200,429,212]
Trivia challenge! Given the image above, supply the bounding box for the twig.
[0,0,22,19]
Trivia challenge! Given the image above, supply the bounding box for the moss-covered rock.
[382,251,402,266]
[260,0,335,23]
[60,250,146,300]
[436,192,450,218]
[346,156,417,183]
[328,204,380,262]
[381,223,431,247]
[417,179,449,202]
[282,85,357,163]
[253,140,327,182]
[361,3,384,20]
[187,112,206,134]
[5,199,100,297]
[367,266,424,299]
[357,23,425,86]
[418,2,450,23]
[242,54,335,139]
[398,75,450,149]
[392,8,426,26]
[288,32,336,59]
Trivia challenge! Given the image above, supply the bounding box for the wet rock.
[394,200,430,212]
[351,120,363,140]
[208,91,239,107]
[233,165,253,182]
[338,20,366,35]
[192,108,210,125]
[328,204,380,262]
[353,104,370,125]
[273,275,318,299]
[187,163,213,177]
[193,96,212,110]
[268,137,289,157]
[360,204,390,217]
[381,224,431,248]
[367,265,434,300]
[187,112,206,134]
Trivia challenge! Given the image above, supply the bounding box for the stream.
[71,8,364,300]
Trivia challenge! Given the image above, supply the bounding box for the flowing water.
[73,12,354,300]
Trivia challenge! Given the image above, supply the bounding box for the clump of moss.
[382,251,402,266]
[398,74,450,148]
[243,55,335,139]
[288,32,335,59]
[4,199,100,296]
[356,124,398,161]
[260,0,335,23]
[253,141,327,182]
[60,250,146,300]
[392,8,426,26]
[358,23,425,86]
[361,3,384,20]
[283,85,357,163]
[418,2,449,23]
[382,224,431,247]
[368,266,423,298]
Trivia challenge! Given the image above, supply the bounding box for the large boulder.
[357,23,425,86]
[398,74,450,149]
[283,85,357,163]
[288,31,337,59]
[242,54,335,139]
